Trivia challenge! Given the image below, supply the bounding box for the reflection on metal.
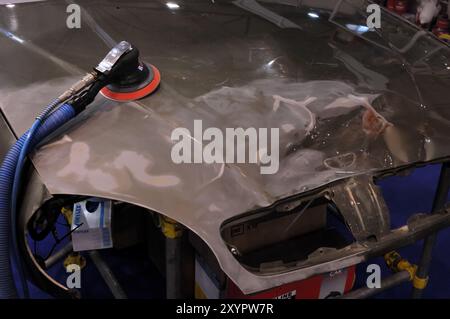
[259,0,356,14]
[0,27,24,43]
[0,28,80,74]
[233,0,302,29]
[396,30,428,53]
[74,0,117,48]
[328,0,441,63]
[323,153,356,172]
[1,0,450,294]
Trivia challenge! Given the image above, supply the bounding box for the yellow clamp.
[160,216,183,239]
[61,207,73,225]
[384,251,417,281]
[64,253,86,271]
[413,275,429,290]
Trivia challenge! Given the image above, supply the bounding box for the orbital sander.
[0,40,161,299]
[63,41,161,111]
[96,41,161,102]
[100,63,161,102]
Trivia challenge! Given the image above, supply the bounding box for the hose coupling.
[384,251,417,281]
[57,71,98,101]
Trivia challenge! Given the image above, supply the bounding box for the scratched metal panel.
[0,0,449,293]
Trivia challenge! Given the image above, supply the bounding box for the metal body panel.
[1,0,450,294]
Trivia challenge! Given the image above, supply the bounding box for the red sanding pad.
[100,64,161,102]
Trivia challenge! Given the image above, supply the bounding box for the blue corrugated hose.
[10,99,61,298]
[0,103,76,299]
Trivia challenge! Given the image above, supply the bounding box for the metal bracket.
[331,175,391,241]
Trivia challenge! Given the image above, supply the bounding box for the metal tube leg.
[160,216,184,299]
[341,271,411,299]
[89,251,127,299]
[165,236,183,299]
[44,242,73,269]
[412,162,450,298]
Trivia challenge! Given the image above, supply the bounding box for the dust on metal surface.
[0,0,450,293]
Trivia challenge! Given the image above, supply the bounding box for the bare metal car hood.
[1,0,450,294]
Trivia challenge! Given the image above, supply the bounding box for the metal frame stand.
[165,236,183,299]
[162,163,449,299]
[411,162,450,298]
[342,162,450,299]
[161,216,195,299]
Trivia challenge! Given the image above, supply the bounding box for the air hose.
[10,99,63,298]
[0,40,160,299]
[0,104,76,298]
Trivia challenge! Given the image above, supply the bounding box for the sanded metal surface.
[0,0,450,293]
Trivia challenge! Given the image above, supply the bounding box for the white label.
[71,198,113,252]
